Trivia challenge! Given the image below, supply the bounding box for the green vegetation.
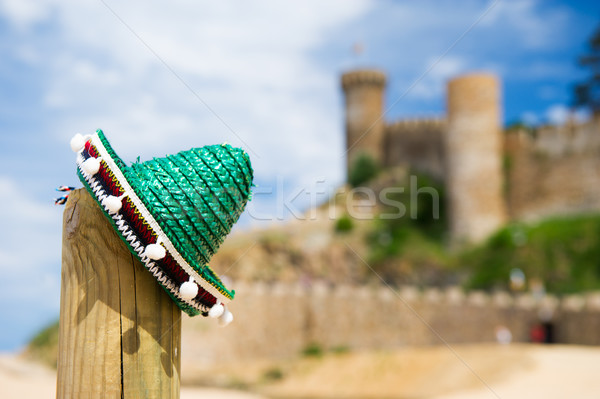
[505,120,536,137]
[262,367,285,381]
[25,320,59,368]
[366,195,600,292]
[348,153,380,187]
[573,22,600,113]
[302,342,324,357]
[364,170,600,292]
[301,343,351,358]
[502,154,513,174]
[366,173,449,284]
[334,214,354,233]
[461,215,600,293]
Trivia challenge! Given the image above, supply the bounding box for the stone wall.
[506,118,600,221]
[383,118,446,180]
[181,282,600,366]
[381,116,600,224]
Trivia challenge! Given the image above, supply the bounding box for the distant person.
[530,324,546,343]
[541,322,555,344]
[495,325,512,345]
[538,307,555,344]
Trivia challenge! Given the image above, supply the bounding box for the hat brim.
[76,130,234,316]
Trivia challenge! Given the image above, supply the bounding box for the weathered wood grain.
[56,188,181,399]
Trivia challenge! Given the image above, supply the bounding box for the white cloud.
[545,104,570,125]
[10,0,371,199]
[542,103,589,126]
[521,111,539,126]
[0,0,49,29]
[0,175,65,347]
[356,0,577,115]
[410,56,468,100]
[2,0,579,185]
[573,108,591,124]
[0,176,61,271]
[480,0,571,50]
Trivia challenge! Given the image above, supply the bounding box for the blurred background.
[2,0,600,398]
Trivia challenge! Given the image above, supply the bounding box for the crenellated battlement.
[341,69,387,91]
[386,117,446,133]
[182,281,600,364]
[507,118,600,157]
[234,281,600,312]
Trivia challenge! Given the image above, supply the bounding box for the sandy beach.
[0,353,265,399]
[3,344,600,399]
[434,345,600,399]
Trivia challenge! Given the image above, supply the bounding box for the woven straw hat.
[71,130,253,325]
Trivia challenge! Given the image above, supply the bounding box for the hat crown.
[126,144,253,274]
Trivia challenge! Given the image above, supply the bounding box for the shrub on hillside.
[348,153,379,187]
[462,215,600,293]
[335,214,354,233]
[25,320,59,368]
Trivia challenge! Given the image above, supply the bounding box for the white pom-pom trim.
[102,193,127,214]
[70,133,89,153]
[180,277,199,300]
[208,302,224,318]
[218,308,233,327]
[143,238,166,260]
[82,157,101,175]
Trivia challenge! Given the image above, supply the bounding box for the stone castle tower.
[341,70,386,171]
[341,69,507,244]
[445,74,506,243]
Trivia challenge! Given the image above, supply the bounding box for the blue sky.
[0,0,598,350]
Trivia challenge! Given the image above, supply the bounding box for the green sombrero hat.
[70,130,253,325]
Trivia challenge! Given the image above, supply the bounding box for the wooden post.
[56,189,181,399]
